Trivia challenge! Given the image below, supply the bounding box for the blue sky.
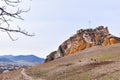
[0,0,120,58]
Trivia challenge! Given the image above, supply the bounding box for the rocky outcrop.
[45,26,120,62]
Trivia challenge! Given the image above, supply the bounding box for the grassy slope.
[0,69,23,80]
[1,43,120,80]
[26,43,120,80]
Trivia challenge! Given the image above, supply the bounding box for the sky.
[0,0,120,58]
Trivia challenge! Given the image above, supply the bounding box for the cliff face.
[45,26,120,62]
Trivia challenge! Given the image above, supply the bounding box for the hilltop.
[0,26,120,80]
[45,26,120,62]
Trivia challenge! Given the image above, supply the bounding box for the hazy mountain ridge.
[0,55,44,65]
[0,57,14,63]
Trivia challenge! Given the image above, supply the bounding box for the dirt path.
[21,68,44,80]
[21,68,34,80]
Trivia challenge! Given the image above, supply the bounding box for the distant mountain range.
[0,55,44,66]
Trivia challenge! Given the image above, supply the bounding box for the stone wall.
[45,26,120,62]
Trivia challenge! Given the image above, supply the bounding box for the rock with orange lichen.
[110,38,116,44]
[45,26,120,62]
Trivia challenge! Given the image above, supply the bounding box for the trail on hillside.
[21,68,44,80]
[21,68,34,80]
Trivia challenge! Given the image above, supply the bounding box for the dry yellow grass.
[0,69,23,80]
[26,43,120,80]
[1,43,120,80]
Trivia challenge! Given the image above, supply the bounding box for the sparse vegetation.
[1,44,120,80]
[95,52,120,61]
[31,71,46,78]
[58,63,74,67]
[26,68,47,78]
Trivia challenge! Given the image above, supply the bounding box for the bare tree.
[0,0,34,41]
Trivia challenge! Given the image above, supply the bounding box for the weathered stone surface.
[45,26,120,62]
[44,51,57,62]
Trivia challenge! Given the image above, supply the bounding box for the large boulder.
[44,51,57,62]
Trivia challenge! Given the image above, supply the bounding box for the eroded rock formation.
[45,26,120,62]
